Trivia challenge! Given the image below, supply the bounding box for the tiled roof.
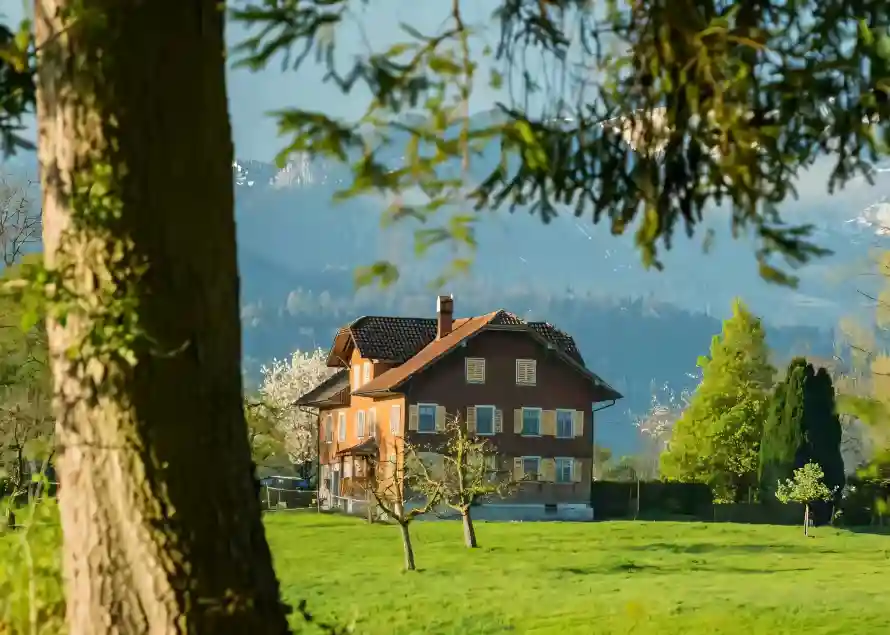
[344,314,584,364]
[351,310,620,400]
[354,312,500,395]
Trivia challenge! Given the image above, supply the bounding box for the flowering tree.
[633,375,698,479]
[776,462,836,536]
[258,348,336,465]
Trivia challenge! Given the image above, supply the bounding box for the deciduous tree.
[367,449,445,571]
[776,462,835,536]
[29,2,291,632]
[661,299,774,501]
[410,416,517,548]
[258,348,336,466]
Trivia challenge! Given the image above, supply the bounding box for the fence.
[260,486,317,511]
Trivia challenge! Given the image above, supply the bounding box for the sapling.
[775,462,836,536]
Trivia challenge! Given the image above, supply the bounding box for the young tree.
[258,348,336,467]
[759,358,806,502]
[410,417,517,548]
[366,449,445,571]
[0,174,40,266]
[776,462,836,536]
[661,299,775,501]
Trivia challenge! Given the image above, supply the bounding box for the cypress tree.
[802,367,845,505]
[759,358,806,502]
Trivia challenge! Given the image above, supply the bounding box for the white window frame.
[368,408,377,437]
[363,361,371,384]
[515,358,537,386]
[390,404,401,435]
[465,357,486,384]
[324,414,333,443]
[555,457,574,483]
[353,364,361,389]
[555,409,574,439]
[356,410,366,438]
[417,402,437,434]
[337,412,347,441]
[475,405,496,436]
[521,407,542,436]
[522,456,541,481]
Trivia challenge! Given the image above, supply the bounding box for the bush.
[838,478,890,526]
[591,481,713,519]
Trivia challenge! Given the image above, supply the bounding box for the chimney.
[436,295,454,339]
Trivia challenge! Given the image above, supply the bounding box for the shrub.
[591,481,713,519]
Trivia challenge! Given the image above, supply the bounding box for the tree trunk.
[398,522,416,571]
[461,507,478,548]
[804,503,810,536]
[34,2,290,633]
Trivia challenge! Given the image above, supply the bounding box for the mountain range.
[4,110,890,455]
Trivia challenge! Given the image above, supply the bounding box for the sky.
[5,1,537,161]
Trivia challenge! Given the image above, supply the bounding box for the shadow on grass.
[556,562,813,576]
[840,525,890,536]
[623,542,837,555]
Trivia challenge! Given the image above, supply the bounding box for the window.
[343,461,353,478]
[338,412,346,441]
[475,405,495,435]
[353,364,361,389]
[356,410,366,437]
[368,408,377,437]
[324,414,333,443]
[522,408,541,436]
[418,403,437,433]
[363,361,371,384]
[465,357,486,384]
[516,359,537,385]
[555,457,574,483]
[556,410,574,438]
[522,457,540,481]
[390,404,401,434]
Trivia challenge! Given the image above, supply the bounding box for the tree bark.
[804,503,810,536]
[398,521,416,571]
[461,507,478,548]
[34,2,291,633]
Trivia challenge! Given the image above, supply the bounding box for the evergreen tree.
[661,299,775,501]
[759,358,806,502]
[802,367,845,502]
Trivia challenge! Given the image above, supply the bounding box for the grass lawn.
[267,513,890,635]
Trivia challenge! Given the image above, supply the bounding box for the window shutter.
[466,406,477,433]
[369,408,377,437]
[541,458,556,482]
[494,409,503,433]
[512,457,523,481]
[408,405,419,431]
[572,410,584,437]
[513,409,522,433]
[572,458,583,482]
[542,410,556,436]
[516,359,537,385]
[435,406,446,431]
[465,358,485,384]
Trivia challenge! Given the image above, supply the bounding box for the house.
[297,296,622,521]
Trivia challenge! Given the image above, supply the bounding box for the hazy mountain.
[5,113,886,454]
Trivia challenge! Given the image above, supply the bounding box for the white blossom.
[258,348,336,464]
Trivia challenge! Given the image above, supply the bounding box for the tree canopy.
[661,299,774,501]
[4,2,890,287]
